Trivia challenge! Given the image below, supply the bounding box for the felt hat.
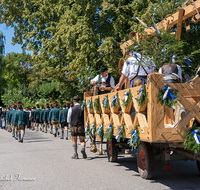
[73,95,80,101]
[99,65,108,73]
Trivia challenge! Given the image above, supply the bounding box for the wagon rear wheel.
[137,142,154,179]
[107,138,118,162]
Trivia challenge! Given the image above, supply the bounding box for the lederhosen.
[161,64,180,83]
[97,74,111,95]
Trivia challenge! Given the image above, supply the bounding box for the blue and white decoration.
[170,54,176,63]
[90,124,95,136]
[192,129,200,145]
[81,100,85,109]
[87,99,92,108]
[124,92,129,102]
[111,95,117,107]
[84,123,89,133]
[108,124,112,132]
[185,56,191,66]
[115,126,122,141]
[103,96,108,107]
[130,130,137,146]
[137,88,144,101]
[88,76,91,82]
[97,124,103,135]
[162,86,175,100]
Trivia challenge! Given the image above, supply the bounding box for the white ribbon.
[162,86,172,100]
[84,123,89,133]
[91,124,95,136]
[192,129,200,145]
[115,127,122,141]
[124,92,129,102]
[111,95,117,106]
[97,124,103,135]
[87,99,91,108]
[108,124,112,132]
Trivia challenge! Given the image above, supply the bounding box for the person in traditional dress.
[10,103,18,140]
[59,101,69,140]
[40,104,45,132]
[48,101,60,137]
[31,106,35,130]
[34,104,41,131]
[14,101,28,143]
[90,65,115,95]
[43,103,50,133]
[67,96,87,159]
[49,103,54,134]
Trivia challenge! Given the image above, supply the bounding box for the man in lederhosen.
[10,103,18,140]
[40,104,45,132]
[34,104,41,131]
[59,101,69,140]
[67,96,87,159]
[14,101,28,143]
[43,103,50,133]
[31,106,35,130]
[48,101,60,137]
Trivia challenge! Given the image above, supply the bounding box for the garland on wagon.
[94,96,101,112]
[84,122,89,133]
[157,85,179,108]
[104,124,114,141]
[97,123,104,138]
[128,125,140,150]
[111,92,120,108]
[102,95,109,109]
[137,85,148,107]
[115,124,126,142]
[183,125,200,154]
[89,123,96,137]
[87,98,93,112]
[81,99,86,110]
[122,89,132,108]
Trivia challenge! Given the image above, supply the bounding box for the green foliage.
[128,126,140,150]
[102,95,109,109]
[137,85,148,107]
[157,84,179,108]
[117,124,126,143]
[111,92,120,108]
[93,96,101,112]
[104,124,114,141]
[183,127,200,154]
[122,89,132,108]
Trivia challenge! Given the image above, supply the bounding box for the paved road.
[0,128,200,190]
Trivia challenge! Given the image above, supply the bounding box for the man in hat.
[10,103,18,139]
[48,101,60,137]
[40,104,45,132]
[90,65,115,95]
[43,103,50,133]
[31,106,35,130]
[59,101,69,140]
[67,95,87,159]
[14,101,28,143]
[34,104,41,131]
[116,50,155,91]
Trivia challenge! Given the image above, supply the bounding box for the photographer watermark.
[0,174,35,181]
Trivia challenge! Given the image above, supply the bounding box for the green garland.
[89,123,96,137]
[128,125,140,150]
[122,89,132,108]
[94,96,101,112]
[102,95,109,109]
[97,124,104,138]
[87,98,93,112]
[157,84,179,108]
[117,124,126,142]
[104,124,114,141]
[81,99,86,110]
[110,92,120,108]
[137,85,148,107]
[183,126,200,154]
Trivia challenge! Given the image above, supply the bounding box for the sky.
[0,23,32,55]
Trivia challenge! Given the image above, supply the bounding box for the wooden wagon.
[84,73,200,179]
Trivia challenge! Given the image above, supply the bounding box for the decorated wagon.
[83,0,200,179]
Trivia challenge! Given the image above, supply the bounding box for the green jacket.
[34,109,41,120]
[11,110,17,126]
[43,109,50,122]
[59,108,69,124]
[49,108,60,122]
[40,109,45,121]
[14,110,28,125]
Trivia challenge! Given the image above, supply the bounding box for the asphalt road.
[0,128,200,190]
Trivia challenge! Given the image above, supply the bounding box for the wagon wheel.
[196,160,200,173]
[107,138,118,162]
[137,142,154,179]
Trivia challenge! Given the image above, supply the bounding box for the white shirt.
[122,53,155,80]
[91,74,115,88]
[158,64,182,79]
[67,103,80,123]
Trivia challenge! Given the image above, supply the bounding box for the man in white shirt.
[90,65,115,94]
[116,50,155,91]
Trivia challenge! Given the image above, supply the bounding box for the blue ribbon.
[134,54,138,59]
[103,96,108,107]
[191,129,200,145]
[87,66,90,71]
[87,99,91,108]
[81,100,85,109]
[84,123,89,133]
[137,88,144,101]
[111,95,117,106]
[97,124,103,135]
[127,61,130,66]
[108,124,112,132]
[163,86,175,100]
[152,25,161,34]
[170,54,176,63]
[130,130,137,145]
[81,81,83,85]
[186,56,191,66]
[115,126,122,141]
[88,76,91,82]
[90,124,95,136]
[161,0,163,3]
